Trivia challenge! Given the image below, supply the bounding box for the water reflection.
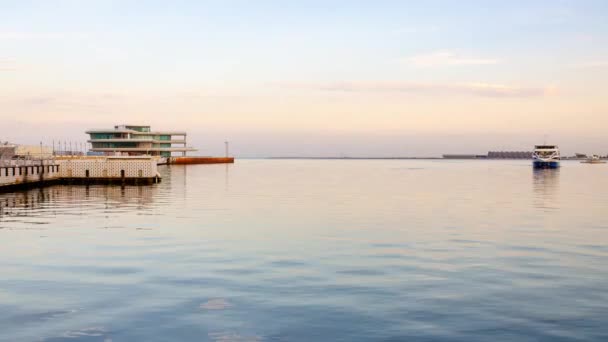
[2,160,608,341]
[532,168,560,210]
[225,163,231,190]
[0,184,159,221]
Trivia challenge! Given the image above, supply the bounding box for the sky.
[1,0,608,157]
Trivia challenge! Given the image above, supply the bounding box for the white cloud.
[0,32,87,40]
[282,81,554,98]
[0,59,17,71]
[572,61,608,68]
[395,26,440,34]
[405,51,500,67]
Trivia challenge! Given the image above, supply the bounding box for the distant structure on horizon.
[487,151,533,159]
[443,151,533,159]
[442,154,487,159]
[86,125,197,157]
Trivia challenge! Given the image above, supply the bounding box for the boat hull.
[533,160,560,169]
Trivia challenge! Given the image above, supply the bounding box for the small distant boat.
[581,155,606,164]
[533,145,560,169]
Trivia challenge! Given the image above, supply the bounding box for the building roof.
[86,129,187,135]
[116,124,150,128]
[87,138,186,143]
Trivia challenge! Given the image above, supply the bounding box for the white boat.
[532,145,560,169]
[581,155,606,164]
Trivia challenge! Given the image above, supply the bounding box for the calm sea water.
[1,160,608,342]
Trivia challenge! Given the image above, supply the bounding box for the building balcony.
[86,129,187,136]
[88,139,187,144]
[90,147,197,152]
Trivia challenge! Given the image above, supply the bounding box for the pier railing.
[0,156,57,167]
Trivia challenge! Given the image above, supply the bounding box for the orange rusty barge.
[168,157,234,165]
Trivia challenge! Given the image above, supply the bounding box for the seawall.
[0,157,161,193]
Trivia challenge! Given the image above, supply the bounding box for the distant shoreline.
[263,157,593,160]
[267,157,442,160]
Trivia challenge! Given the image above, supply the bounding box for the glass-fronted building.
[86,125,196,157]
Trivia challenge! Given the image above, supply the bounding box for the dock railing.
[0,155,57,167]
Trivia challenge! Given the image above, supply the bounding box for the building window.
[90,133,115,139]
[92,142,138,148]
[125,126,150,132]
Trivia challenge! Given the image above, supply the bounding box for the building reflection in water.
[532,168,560,210]
[0,184,158,220]
[225,163,231,190]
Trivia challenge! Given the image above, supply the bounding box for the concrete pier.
[0,156,161,193]
[0,159,62,192]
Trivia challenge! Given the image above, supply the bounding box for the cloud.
[572,61,608,68]
[281,81,555,98]
[0,59,17,71]
[395,26,440,34]
[405,51,499,67]
[22,96,56,105]
[1,92,123,113]
[0,32,87,41]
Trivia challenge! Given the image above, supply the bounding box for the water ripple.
[1,160,608,341]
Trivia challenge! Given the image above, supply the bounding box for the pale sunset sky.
[1,0,607,156]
